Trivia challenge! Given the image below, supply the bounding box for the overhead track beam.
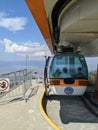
[52,0,72,44]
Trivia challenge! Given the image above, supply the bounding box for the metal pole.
[26,54,28,71]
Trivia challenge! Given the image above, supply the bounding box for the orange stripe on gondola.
[25,0,53,53]
[50,79,88,86]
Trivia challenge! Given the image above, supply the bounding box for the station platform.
[1,80,98,130]
[82,83,98,116]
[0,80,53,130]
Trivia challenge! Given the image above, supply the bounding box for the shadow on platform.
[47,92,98,124]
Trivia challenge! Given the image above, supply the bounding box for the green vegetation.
[88,70,96,83]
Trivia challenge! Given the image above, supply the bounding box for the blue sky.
[0,0,51,73]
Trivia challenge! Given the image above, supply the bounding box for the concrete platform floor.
[0,80,53,130]
[47,95,98,130]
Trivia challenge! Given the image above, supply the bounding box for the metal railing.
[0,69,32,104]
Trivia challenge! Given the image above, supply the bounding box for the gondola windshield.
[49,53,88,79]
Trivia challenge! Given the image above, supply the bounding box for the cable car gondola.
[44,52,88,96]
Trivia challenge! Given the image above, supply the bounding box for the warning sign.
[0,78,9,92]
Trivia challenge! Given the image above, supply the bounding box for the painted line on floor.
[39,88,61,130]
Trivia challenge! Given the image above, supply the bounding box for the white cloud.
[2,38,51,57]
[4,38,28,52]
[0,12,27,31]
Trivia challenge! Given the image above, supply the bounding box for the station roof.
[26,0,98,56]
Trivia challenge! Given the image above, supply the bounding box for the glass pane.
[49,54,88,79]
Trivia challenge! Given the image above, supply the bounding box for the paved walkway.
[47,96,98,130]
[0,80,53,130]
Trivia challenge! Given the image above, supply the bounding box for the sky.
[0,0,98,74]
[0,0,51,73]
